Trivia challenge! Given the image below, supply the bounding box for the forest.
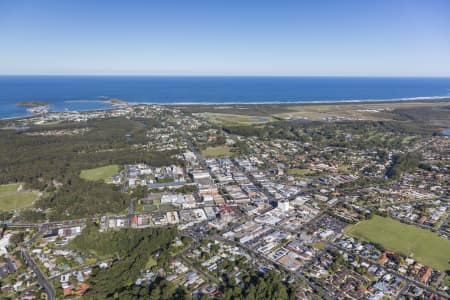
[223,119,435,150]
[0,117,180,220]
[385,152,422,179]
[70,225,180,299]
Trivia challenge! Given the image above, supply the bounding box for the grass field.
[201,145,231,158]
[143,203,178,212]
[80,164,119,182]
[181,101,450,129]
[312,241,327,250]
[286,168,316,176]
[345,215,450,271]
[274,101,450,123]
[0,183,38,211]
[145,257,157,269]
[204,112,275,126]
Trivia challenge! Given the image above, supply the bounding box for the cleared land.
[201,145,231,158]
[80,165,119,182]
[0,183,38,211]
[203,112,275,126]
[178,100,450,127]
[273,100,450,124]
[345,215,450,271]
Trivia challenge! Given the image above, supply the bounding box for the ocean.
[0,76,450,119]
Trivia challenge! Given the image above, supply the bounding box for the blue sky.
[0,0,449,76]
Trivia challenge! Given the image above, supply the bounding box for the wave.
[128,95,450,106]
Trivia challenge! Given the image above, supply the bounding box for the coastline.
[64,99,127,106]
[1,75,449,119]
[1,95,449,120]
[164,95,450,106]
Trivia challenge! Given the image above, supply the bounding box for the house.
[419,267,432,283]
[418,216,427,225]
[73,283,90,296]
[379,253,388,265]
[63,287,72,297]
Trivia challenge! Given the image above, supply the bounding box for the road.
[8,218,87,229]
[21,248,55,300]
[331,244,449,299]
[176,253,220,285]
[129,198,136,214]
[231,158,276,204]
[437,211,450,232]
[213,235,335,300]
[395,283,410,300]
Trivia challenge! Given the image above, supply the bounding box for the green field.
[0,183,39,211]
[145,257,157,269]
[80,165,119,182]
[286,168,316,176]
[345,215,450,271]
[204,112,275,126]
[142,203,178,212]
[201,145,231,158]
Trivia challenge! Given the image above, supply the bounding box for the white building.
[278,200,290,211]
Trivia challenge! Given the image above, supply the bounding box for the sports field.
[80,164,119,182]
[345,215,450,271]
[0,183,38,211]
[201,145,231,158]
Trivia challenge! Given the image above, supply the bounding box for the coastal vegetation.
[107,98,127,105]
[345,215,450,271]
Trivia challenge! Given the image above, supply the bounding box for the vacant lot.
[80,165,119,182]
[345,215,450,271]
[0,183,38,211]
[201,145,231,158]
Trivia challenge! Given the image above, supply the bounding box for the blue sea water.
[0,76,450,119]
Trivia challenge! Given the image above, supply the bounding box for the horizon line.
[1,74,450,79]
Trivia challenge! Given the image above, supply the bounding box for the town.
[0,102,449,300]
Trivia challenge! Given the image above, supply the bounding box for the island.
[16,101,50,114]
[64,98,128,106]
[16,100,49,107]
